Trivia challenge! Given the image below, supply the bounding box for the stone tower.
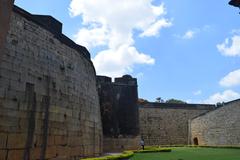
[97,75,139,151]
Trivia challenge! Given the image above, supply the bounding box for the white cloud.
[175,25,211,40]
[193,90,202,96]
[69,0,171,77]
[203,90,240,104]
[74,27,109,49]
[135,72,144,79]
[140,19,172,37]
[182,30,196,39]
[231,29,240,34]
[217,35,240,57]
[219,69,240,87]
[92,45,154,77]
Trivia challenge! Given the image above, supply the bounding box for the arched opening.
[193,137,199,145]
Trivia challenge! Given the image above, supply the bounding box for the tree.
[155,97,164,103]
[138,98,149,104]
[165,98,187,104]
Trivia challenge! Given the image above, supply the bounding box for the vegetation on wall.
[165,99,187,104]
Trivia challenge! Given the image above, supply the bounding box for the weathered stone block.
[0,133,7,149]
[0,149,7,160]
[7,133,27,149]
[7,149,24,160]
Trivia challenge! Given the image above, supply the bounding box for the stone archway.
[193,137,199,145]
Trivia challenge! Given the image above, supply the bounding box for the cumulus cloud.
[219,69,240,87]
[140,19,172,37]
[182,30,196,39]
[69,0,171,77]
[193,90,202,96]
[92,45,154,77]
[203,90,240,104]
[217,35,240,57]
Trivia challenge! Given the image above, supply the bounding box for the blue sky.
[15,0,240,104]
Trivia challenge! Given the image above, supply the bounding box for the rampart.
[190,99,240,146]
[0,5,102,160]
[139,103,215,145]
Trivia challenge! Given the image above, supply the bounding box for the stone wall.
[97,75,139,137]
[139,103,214,145]
[0,0,14,50]
[0,5,102,160]
[97,75,139,152]
[190,99,240,146]
[103,136,140,152]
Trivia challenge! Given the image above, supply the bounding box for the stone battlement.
[13,5,91,60]
[97,75,137,86]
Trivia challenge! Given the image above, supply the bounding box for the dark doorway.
[193,137,199,145]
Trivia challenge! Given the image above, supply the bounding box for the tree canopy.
[165,98,187,104]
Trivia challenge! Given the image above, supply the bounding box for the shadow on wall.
[0,0,14,49]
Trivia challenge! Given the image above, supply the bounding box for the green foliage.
[138,98,149,104]
[165,98,187,104]
[134,148,171,153]
[155,97,164,103]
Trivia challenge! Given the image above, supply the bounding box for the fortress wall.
[139,103,214,146]
[0,6,102,160]
[190,100,240,146]
[103,136,141,152]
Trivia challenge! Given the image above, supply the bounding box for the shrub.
[133,148,171,153]
[81,151,134,160]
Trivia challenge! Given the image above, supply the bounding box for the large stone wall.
[139,103,214,145]
[0,5,102,160]
[190,99,240,146]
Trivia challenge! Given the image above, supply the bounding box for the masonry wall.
[139,103,214,146]
[97,75,139,137]
[103,136,141,152]
[190,100,240,146]
[97,75,139,152]
[0,6,102,160]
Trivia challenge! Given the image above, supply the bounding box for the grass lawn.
[131,147,240,160]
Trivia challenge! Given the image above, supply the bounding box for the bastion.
[190,99,240,146]
[0,5,102,160]
[97,75,140,152]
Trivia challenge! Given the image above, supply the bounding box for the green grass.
[131,147,240,160]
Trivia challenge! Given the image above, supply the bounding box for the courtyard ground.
[131,147,240,160]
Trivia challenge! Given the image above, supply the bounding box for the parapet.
[13,5,91,60]
[140,102,215,110]
[96,74,138,86]
[32,15,62,35]
[114,75,137,86]
[96,75,112,83]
